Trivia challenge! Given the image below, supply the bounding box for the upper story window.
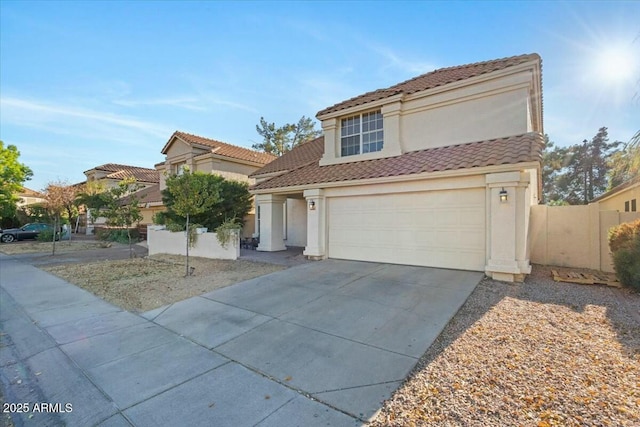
[340,110,383,157]
[174,162,187,175]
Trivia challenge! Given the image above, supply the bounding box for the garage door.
[328,189,485,271]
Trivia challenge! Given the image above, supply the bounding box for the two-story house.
[250,53,544,282]
[156,131,277,237]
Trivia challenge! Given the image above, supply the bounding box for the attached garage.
[327,188,486,271]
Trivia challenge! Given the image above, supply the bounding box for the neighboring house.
[84,163,160,191]
[590,176,639,212]
[82,163,160,231]
[250,53,544,282]
[17,187,46,207]
[156,131,277,237]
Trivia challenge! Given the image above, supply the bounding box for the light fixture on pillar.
[499,188,508,203]
[308,200,316,210]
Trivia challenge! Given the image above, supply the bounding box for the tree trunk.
[128,227,133,258]
[185,213,190,276]
[52,215,58,255]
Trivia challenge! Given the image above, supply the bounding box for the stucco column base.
[303,189,326,259]
[489,272,526,283]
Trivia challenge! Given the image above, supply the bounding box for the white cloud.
[0,96,171,140]
[370,45,438,75]
[112,96,207,111]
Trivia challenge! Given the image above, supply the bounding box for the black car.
[0,223,52,243]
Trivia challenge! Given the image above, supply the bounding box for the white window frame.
[340,110,383,157]
[174,162,187,175]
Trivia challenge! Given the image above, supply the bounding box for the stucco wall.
[242,214,255,238]
[285,198,307,247]
[401,87,529,151]
[140,206,165,225]
[530,204,640,272]
[165,140,198,159]
[147,228,239,260]
[193,158,258,184]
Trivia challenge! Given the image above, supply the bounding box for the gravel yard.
[41,255,285,312]
[0,241,107,255]
[371,265,640,427]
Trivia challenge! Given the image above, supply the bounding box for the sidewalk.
[0,254,362,427]
[1,253,481,427]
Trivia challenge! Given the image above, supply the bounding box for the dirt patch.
[41,254,285,313]
[0,241,108,255]
[371,265,640,426]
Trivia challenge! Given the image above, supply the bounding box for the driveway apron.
[0,253,481,426]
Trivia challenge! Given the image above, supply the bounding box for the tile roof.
[165,131,276,165]
[87,163,160,183]
[249,136,325,177]
[142,184,164,204]
[120,183,163,205]
[251,132,544,191]
[19,187,44,197]
[317,53,541,116]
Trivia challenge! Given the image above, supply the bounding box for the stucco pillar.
[303,189,326,260]
[381,100,403,156]
[256,194,287,252]
[485,172,532,282]
[319,119,338,166]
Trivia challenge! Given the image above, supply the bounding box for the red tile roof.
[121,183,163,205]
[86,163,160,183]
[251,133,544,191]
[142,184,164,204]
[317,53,541,116]
[249,136,325,177]
[164,131,276,165]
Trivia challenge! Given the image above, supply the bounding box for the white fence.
[147,226,239,260]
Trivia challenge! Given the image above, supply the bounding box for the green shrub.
[37,229,55,242]
[152,211,167,225]
[215,217,242,248]
[96,228,140,244]
[609,219,640,290]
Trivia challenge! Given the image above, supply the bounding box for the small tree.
[76,181,109,226]
[100,178,144,257]
[158,174,252,231]
[43,181,78,255]
[0,141,33,223]
[164,171,221,276]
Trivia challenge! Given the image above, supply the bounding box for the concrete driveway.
[0,255,481,426]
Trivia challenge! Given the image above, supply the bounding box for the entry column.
[303,189,326,260]
[485,171,532,282]
[256,194,287,252]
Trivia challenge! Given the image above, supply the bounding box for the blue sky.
[1,1,639,192]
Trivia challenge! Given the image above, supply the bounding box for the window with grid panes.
[340,110,383,156]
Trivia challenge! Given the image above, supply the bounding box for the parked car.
[0,223,53,243]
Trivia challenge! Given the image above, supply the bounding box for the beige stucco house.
[17,187,46,207]
[82,163,161,229]
[250,53,544,282]
[84,163,160,191]
[591,176,639,212]
[156,131,277,236]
